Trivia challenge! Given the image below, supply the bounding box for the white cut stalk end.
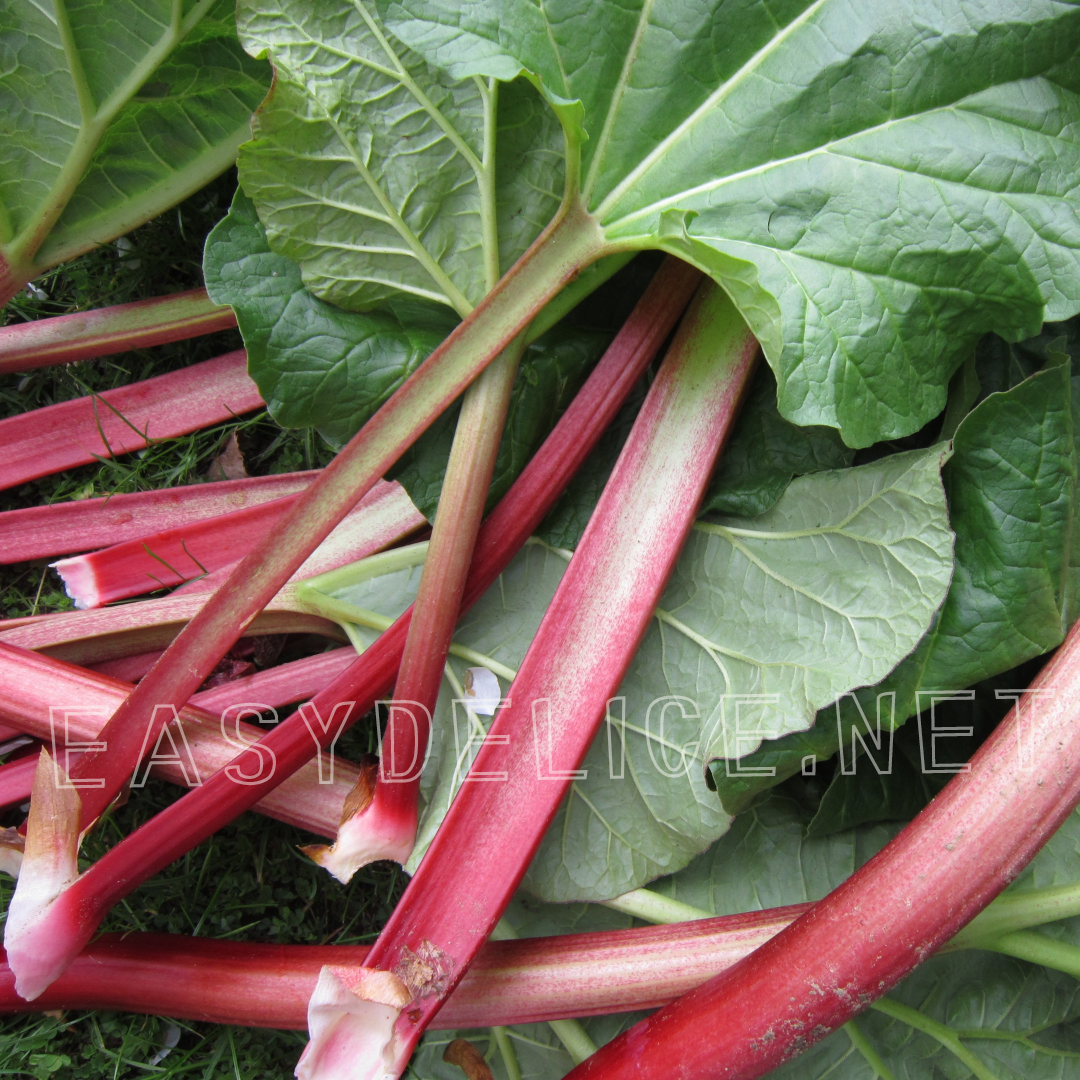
[4,749,83,1000]
[0,827,24,878]
[296,965,412,1080]
[301,763,416,883]
[50,556,100,610]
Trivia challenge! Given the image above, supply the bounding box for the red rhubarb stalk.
[562,616,1080,1080]
[52,479,423,607]
[308,337,527,878]
[0,912,799,1030]
[0,350,264,492]
[0,471,317,565]
[299,283,758,1079]
[0,288,236,375]
[91,646,359,714]
[2,873,1070,1033]
[0,257,700,1001]
[0,643,358,839]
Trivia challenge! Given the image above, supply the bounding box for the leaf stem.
[869,998,1003,1080]
[844,1019,898,1080]
[0,288,235,375]
[977,929,1080,981]
[954,880,1080,945]
[490,1027,521,1080]
[601,889,712,925]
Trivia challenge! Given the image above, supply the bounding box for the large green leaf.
[300,446,951,901]
[0,0,269,289]
[234,0,564,314]
[381,0,1080,447]
[204,188,449,449]
[715,343,1080,815]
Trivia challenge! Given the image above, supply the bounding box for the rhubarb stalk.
[561,615,1080,1080]
[0,288,236,375]
[0,643,361,839]
[0,349,264,491]
[307,336,526,879]
[0,471,317,565]
[0,913,796,1030]
[51,478,423,607]
[1,256,700,1001]
[297,282,759,1079]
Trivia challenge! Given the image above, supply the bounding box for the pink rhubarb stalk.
[0,349,264,492]
[299,283,758,1080]
[0,756,36,813]
[52,478,423,607]
[0,643,358,839]
[0,256,700,1001]
[562,616,1080,1080]
[0,288,236,375]
[0,911,801,1030]
[0,471,317,565]
[0,591,346,667]
[90,646,359,713]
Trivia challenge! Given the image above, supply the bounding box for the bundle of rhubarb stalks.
[2,1,1080,1077]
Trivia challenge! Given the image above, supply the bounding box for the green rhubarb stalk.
[303,336,528,877]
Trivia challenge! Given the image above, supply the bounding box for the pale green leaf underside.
[383,0,1080,446]
[235,0,564,314]
[714,344,1080,815]
[0,0,269,277]
[303,446,952,901]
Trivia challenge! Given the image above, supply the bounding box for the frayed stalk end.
[296,965,412,1080]
[0,827,24,878]
[301,760,416,882]
[4,749,83,1000]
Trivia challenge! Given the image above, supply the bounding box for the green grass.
[0,171,401,1077]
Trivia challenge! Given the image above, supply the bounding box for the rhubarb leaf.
[0,0,269,290]
[701,368,854,518]
[204,189,449,449]
[306,446,952,901]
[716,341,1080,814]
[205,190,610,465]
[381,0,1080,447]
[235,0,564,314]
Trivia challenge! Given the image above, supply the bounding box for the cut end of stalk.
[0,827,25,878]
[296,965,412,1080]
[50,557,99,610]
[4,749,83,1001]
[300,765,416,882]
